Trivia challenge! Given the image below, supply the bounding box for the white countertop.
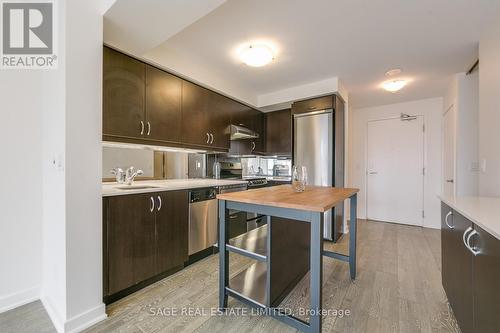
[440,195,500,240]
[102,179,248,197]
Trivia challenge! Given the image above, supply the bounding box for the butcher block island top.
[217,184,359,212]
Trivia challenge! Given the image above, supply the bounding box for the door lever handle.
[368,171,378,175]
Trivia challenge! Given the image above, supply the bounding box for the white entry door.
[442,106,456,196]
[366,116,424,226]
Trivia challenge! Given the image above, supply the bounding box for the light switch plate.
[480,159,487,173]
[469,161,480,172]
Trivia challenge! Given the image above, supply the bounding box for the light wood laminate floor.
[0,220,460,333]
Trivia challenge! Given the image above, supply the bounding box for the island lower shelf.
[228,224,268,261]
[229,261,268,306]
[226,217,311,307]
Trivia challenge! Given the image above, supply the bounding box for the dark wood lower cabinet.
[448,209,474,333]
[104,190,189,301]
[441,202,500,333]
[106,194,155,295]
[473,224,500,333]
[156,190,189,274]
[441,203,454,305]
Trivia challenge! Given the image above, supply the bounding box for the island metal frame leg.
[218,193,358,333]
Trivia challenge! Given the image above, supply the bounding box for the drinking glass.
[292,165,307,192]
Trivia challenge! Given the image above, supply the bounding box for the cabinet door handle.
[210,133,214,144]
[147,122,151,136]
[251,141,256,150]
[140,121,144,135]
[463,227,473,250]
[206,133,210,144]
[466,230,480,256]
[150,196,155,212]
[445,211,454,229]
[157,196,162,211]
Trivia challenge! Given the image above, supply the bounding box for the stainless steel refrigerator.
[293,108,344,241]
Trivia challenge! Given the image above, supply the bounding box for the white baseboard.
[41,297,106,333]
[0,286,40,314]
[65,303,106,333]
[41,296,65,333]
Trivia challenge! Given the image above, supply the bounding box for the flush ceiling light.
[382,79,408,93]
[239,44,275,67]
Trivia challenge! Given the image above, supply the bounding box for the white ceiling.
[104,0,500,109]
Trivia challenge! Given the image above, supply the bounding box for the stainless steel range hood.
[230,124,259,140]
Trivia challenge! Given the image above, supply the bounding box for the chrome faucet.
[125,166,143,185]
[110,166,143,185]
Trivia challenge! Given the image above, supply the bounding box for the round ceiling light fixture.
[382,79,408,93]
[239,44,275,67]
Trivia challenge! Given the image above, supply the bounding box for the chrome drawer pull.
[150,197,155,212]
[445,211,454,229]
[466,230,480,256]
[463,227,473,249]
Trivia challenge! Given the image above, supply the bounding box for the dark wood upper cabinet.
[473,224,500,333]
[265,109,292,155]
[181,80,212,147]
[145,65,182,143]
[230,103,254,129]
[104,46,258,152]
[291,95,334,115]
[250,110,265,153]
[207,91,231,150]
[103,47,145,139]
[156,190,189,274]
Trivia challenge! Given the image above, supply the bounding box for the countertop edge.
[439,195,500,240]
[102,179,248,197]
[217,186,359,213]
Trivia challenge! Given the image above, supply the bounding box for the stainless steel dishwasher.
[188,187,218,255]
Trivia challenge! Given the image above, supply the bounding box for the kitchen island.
[217,185,359,333]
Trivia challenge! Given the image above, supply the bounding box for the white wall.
[41,1,106,332]
[0,1,105,331]
[479,13,500,196]
[64,0,105,328]
[348,98,443,229]
[0,73,44,312]
[455,72,479,196]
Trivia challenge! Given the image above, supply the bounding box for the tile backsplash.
[241,157,292,177]
[103,146,155,179]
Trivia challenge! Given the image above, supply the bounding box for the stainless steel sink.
[115,185,160,190]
